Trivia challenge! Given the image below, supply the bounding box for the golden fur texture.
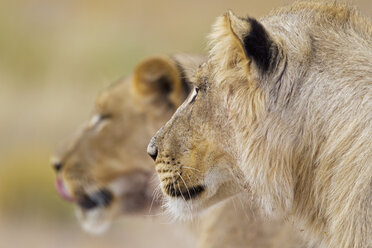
[149,2,372,247]
[52,54,305,247]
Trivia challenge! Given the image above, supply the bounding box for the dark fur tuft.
[243,18,275,72]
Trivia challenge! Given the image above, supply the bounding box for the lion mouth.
[77,189,113,210]
[56,177,113,210]
[164,184,205,200]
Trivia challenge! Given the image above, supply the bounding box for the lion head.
[146,11,277,218]
[51,54,204,233]
[149,4,372,247]
[148,2,372,217]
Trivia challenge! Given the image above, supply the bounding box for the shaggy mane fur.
[207,2,371,247]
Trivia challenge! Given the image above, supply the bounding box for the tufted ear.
[132,56,187,107]
[209,11,279,76]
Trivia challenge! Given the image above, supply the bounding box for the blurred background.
[0,0,370,247]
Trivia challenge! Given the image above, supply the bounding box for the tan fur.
[150,2,372,247]
[198,196,305,248]
[53,54,305,247]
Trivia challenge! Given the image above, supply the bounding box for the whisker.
[185,173,196,218]
[149,183,162,214]
[150,171,161,182]
[176,181,187,204]
[182,166,202,173]
[176,172,192,200]
[177,181,193,215]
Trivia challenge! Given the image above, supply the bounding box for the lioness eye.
[89,114,111,127]
[190,86,199,104]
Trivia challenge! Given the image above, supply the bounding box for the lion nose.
[50,157,63,172]
[52,161,63,172]
[147,137,158,161]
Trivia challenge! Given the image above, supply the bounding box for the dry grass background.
[0,0,370,247]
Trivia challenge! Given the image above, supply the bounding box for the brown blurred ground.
[0,0,370,247]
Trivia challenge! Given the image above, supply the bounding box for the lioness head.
[148,10,292,217]
[52,54,204,233]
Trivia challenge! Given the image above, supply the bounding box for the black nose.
[149,150,158,161]
[52,162,63,172]
[147,137,158,161]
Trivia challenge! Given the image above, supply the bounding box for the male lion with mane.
[52,55,304,247]
[148,2,372,248]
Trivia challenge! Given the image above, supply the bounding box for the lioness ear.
[210,11,278,74]
[132,56,186,107]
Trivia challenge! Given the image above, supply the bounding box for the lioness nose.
[50,157,63,172]
[147,137,158,161]
[52,161,63,172]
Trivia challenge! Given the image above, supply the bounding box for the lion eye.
[89,114,111,127]
[190,86,199,104]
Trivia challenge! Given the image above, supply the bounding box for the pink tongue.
[56,178,75,202]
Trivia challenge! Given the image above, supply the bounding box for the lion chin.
[75,207,114,234]
[163,174,243,220]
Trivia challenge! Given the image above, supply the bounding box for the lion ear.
[210,11,278,74]
[132,56,185,107]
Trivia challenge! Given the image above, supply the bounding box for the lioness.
[52,55,304,247]
[148,2,372,248]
